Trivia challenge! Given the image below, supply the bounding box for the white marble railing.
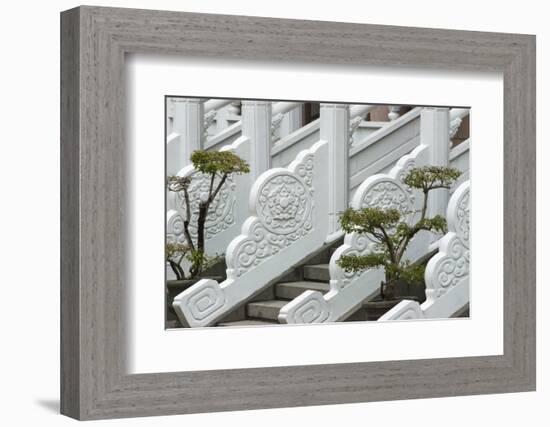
[168,101,383,261]
[173,139,330,327]
[166,100,274,268]
[272,104,377,169]
[279,143,432,323]
[378,180,470,320]
[204,101,304,148]
[349,107,422,191]
[166,135,252,256]
[279,107,453,324]
[168,103,469,323]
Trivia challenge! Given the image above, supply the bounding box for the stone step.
[246,300,287,321]
[275,281,330,300]
[303,264,330,282]
[218,319,277,327]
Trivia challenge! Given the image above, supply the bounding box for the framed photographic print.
[61,6,535,420]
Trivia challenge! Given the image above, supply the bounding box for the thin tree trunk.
[169,260,184,280]
[182,186,195,251]
[197,203,208,254]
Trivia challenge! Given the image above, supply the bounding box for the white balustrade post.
[320,103,350,239]
[241,100,272,179]
[170,98,204,174]
[421,107,450,220]
[279,105,303,138]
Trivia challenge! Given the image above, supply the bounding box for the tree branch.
[209,173,228,204]
[181,186,195,252]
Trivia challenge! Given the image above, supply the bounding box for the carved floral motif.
[258,175,311,234]
[229,154,315,278]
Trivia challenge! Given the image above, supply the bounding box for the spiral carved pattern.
[433,236,469,297]
[337,232,378,288]
[423,182,471,301]
[184,280,226,321]
[453,190,470,247]
[285,292,330,324]
[166,211,187,245]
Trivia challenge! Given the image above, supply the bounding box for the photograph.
[165,98,471,328]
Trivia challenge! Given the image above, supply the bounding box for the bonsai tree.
[167,150,250,279]
[337,166,461,300]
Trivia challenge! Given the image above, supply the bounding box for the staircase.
[217,240,340,326]
[219,249,432,326]
[245,267,331,325]
[169,101,471,328]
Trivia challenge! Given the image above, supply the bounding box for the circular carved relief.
[361,180,411,215]
[257,174,312,234]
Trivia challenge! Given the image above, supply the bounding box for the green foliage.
[386,261,425,285]
[417,215,447,233]
[403,165,461,193]
[339,207,401,235]
[337,252,387,272]
[336,166,460,300]
[191,150,250,176]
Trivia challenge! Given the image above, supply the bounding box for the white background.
[129,56,502,373]
[0,0,547,426]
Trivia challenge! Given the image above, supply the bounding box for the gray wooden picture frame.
[60,5,536,420]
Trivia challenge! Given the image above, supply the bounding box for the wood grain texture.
[60,7,80,419]
[60,6,536,420]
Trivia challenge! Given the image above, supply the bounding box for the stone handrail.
[279,143,433,323]
[378,180,470,320]
[204,99,234,114]
[172,139,329,327]
[271,104,376,165]
[168,102,393,269]
[349,107,422,190]
[206,101,303,145]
